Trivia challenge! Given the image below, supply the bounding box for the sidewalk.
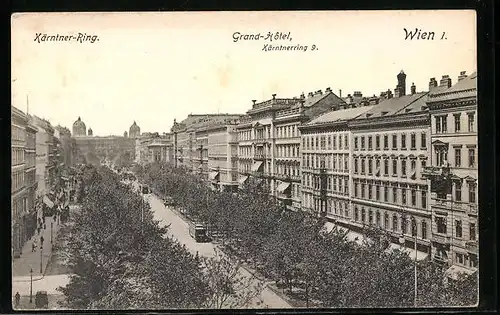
[12,216,61,280]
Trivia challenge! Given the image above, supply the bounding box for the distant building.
[147,134,174,164]
[129,121,141,139]
[72,116,87,137]
[31,115,56,196]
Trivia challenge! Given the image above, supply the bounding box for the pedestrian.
[40,235,44,247]
[32,240,37,252]
[37,226,41,236]
[14,292,20,307]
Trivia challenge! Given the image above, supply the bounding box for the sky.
[11,10,476,136]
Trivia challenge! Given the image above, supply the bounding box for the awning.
[43,196,54,208]
[238,176,249,185]
[445,265,477,281]
[208,171,219,180]
[385,243,429,261]
[322,222,336,233]
[251,161,263,172]
[277,181,291,193]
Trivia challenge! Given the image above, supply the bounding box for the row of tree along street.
[59,164,262,309]
[135,162,478,308]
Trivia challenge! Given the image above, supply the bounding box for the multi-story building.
[12,106,28,258]
[171,114,241,170]
[147,133,174,164]
[11,107,38,258]
[32,115,55,198]
[349,83,432,259]
[205,120,239,191]
[423,71,478,277]
[237,89,346,210]
[299,104,376,220]
[193,127,209,178]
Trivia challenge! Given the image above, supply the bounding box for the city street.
[130,180,292,308]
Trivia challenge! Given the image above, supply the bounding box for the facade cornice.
[299,120,349,132]
[348,112,429,130]
[426,97,476,110]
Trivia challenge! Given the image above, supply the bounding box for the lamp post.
[39,245,43,274]
[29,268,33,303]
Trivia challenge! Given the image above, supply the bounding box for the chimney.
[272,94,277,99]
[458,71,468,81]
[348,95,353,103]
[439,75,452,88]
[394,86,400,98]
[411,83,416,95]
[325,87,332,93]
[397,70,407,96]
[252,100,256,105]
[314,90,323,96]
[339,89,342,98]
[387,89,393,99]
[428,78,438,91]
[308,92,314,98]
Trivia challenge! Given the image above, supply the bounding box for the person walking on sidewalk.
[32,239,37,252]
[14,292,20,308]
[40,235,45,247]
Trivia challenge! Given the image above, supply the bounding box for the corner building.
[423,72,478,277]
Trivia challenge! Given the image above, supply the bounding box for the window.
[468,148,476,167]
[361,208,366,223]
[436,149,448,167]
[455,182,462,201]
[368,159,373,174]
[344,134,348,149]
[392,159,397,175]
[411,189,416,206]
[354,137,358,150]
[361,136,365,150]
[455,148,462,167]
[368,184,372,199]
[376,136,380,150]
[327,136,331,149]
[468,182,476,203]
[368,210,373,224]
[402,188,407,205]
[435,116,441,133]
[421,133,427,149]
[384,213,389,229]
[456,253,464,265]
[320,136,326,150]
[376,159,381,176]
[470,223,476,241]
[333,136,337,149]
[368,136,372,150]
[355,208,359,221]
[376,211,381,226]
[392,134,397,149]
[401,159,407,176]
[384,185,388,201]
[354,183,359,197]
[376,185,380,200]
[411,218,417,236]
[392,215,398,232]
[354,158,358,173]
[401,134,407,149]
[422,190,427,209]
[421,221,428,239]
[436,216,447,234]
[435,115,448,133]
[384,135,389,149]
[361,159,365,174]
[468,113,475,132]
[361,183,365,198]
[392,187,397,203]
[455,220,463,238]
[454,114,461,132]
[384,159,389,175]
[410,134,416,149]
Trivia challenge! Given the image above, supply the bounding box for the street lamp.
[29,268,33,303]
[40,245,43,274]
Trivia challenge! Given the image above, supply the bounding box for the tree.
[201,249,264,309]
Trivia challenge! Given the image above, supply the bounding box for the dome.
[129,121,141,138]
[73,116,86,129]
[72,116,87,137]
[88,128,93,136]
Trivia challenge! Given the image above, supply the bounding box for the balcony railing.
[276,107,302,118]
[432,233,451,244]
[254,153,268,160]
[253,138,268,144]
[465,240,478,252]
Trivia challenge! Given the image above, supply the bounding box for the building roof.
[354,92,428,120]
[393,92,429,115]
[428,72,477,102]
[129,121,140,132]
[73,116,86,129]
[307,105,376,125]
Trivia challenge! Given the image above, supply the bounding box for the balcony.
[465,240,478,253]
[253,138,268,144]
[467,204,478,215]
[432,233,451,245]
[254,153,268,160]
